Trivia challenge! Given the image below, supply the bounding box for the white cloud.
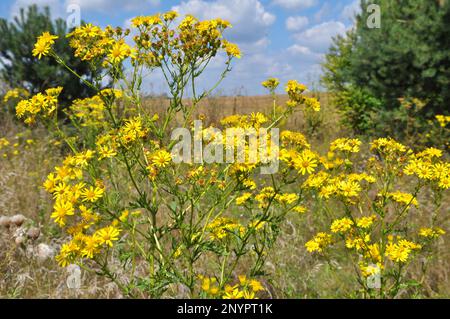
[272,0,317,10]
[293,21,346,53]
[10,0,64,19]
[65,0,160,12]
[285,16,308,31]
[313,2,333,22]
[10,0,160,19]
[341,0,361,22]
[172,0,275,46]
[287,44,312,56]
[286,44,323,67]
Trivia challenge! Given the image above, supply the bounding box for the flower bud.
[27,227,41,240]
[11,214,26,227]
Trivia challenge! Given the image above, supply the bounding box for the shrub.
[322,0,450,142]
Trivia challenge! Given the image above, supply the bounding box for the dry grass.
[142,92,342,140]
[0,94,448,298]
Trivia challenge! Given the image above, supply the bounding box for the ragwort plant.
[15,12,321,298]
[10,11,449,298]
[303,139,449,298]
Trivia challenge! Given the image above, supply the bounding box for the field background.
[1,94,448,298]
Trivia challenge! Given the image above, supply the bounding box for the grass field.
[1,94,448,299]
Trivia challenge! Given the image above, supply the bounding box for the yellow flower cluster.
[387,191,419,208]
[67,88,123,127]
[275,193,299,205]
[0,137,16,158]
[356,215,377,229]
[220,112,268,129]
[70,95,105,127]
[55,225,121,267]
[261,77,280,91]
[151,149,172,168]
[369,137,410,163]
[305,232,333,253]
[359,262,381,277]
[67,24,120,63]
[330,138,361,153]
[404,148,449,189]
[345,233,371,251]
[131,12,239,68]
[0,132,37,158]
[199,275,220,296]
[254,187,276,209]
[385,237,421,263]
[280,130,310,148]
[285,80,320,111]
[118,117,148,145]
[435,114,450,128]
[330,217,354,234]
[280,148,319,176]
[236,192,252,205]
[108,40,134,64]
[223,275,264,299]
[199,274,264,299]
[0,137,9,149]
[43,152,126,266]
[95,133,119,160]
[15,87,63,124]
[301,135,449,289]
[304,173,373,200]
[3,88,29,103]
[223,40,242,59]
[32,32,58,59]
[206,217,243,240]
[248,219,267,231]
[419,227,445,239]
[330,215,377,235]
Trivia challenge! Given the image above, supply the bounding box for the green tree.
[322,30,383,135]
[323,0,450,136]
[0,5,100,105]
[350,0,450,113]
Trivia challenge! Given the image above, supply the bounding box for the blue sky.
[1,0,361,95]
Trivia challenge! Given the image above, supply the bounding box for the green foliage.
[321,31,355,94]
[351,0,450,114]
[0,5,99,105]
[338,86,382,136]
[322,0,450,139]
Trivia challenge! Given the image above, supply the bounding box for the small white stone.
[35,243,55,261]
[13,226,26,238]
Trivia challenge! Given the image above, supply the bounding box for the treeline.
[322,0,450,145]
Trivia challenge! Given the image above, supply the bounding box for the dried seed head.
[0,216,12,228]
[27,227,41,240]
[35,243,55,261]
[15,235,26,245]
[11,214,26,227]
